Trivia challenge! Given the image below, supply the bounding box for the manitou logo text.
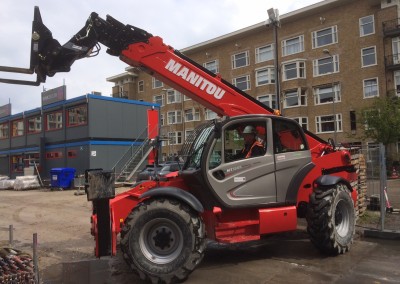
[165,59,225,99]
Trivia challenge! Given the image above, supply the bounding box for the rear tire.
[306,183,355,255]
[120,198,206,284]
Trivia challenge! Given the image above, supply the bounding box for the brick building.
[107,0,400,162]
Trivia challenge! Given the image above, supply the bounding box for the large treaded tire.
[306,183,355,255]
[120,198,206,284]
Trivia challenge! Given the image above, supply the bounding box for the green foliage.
[359,95,400,146]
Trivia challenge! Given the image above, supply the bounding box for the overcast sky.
[0,0,322,114]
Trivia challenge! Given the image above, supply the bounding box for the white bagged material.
[13,176,40,190]
[0,179,14,189]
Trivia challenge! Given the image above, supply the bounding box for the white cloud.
[0,0,322,114]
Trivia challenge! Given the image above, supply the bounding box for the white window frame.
[232,51,249,69]
[257,94,277,109]
[185,129,194,140]
[282,61,306,81]
[314,84,341,105]
[283,88,307,109]
[312,26,338,49]
[184,108,200,122]
[313,55,339,76]
[153,94,164,106]
[203,60,219,73]
[315,114,342,134]
[394,70,400,96]
[138,80,144,92]
[292,117,309,130]
[282,35,304,56]
[255,44,274,63]
[363,78,379,98]
[360,15,375,37]
[205,109,218,120]
[166,89,181,104]
[255,66,275,86]
[233,75,251,91]
[361,46,377,67]
[167,110,182,125]
[160,113,164,126]
[168,131,183,145]
[152,77,163,89]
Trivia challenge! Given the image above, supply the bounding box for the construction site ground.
[0,180,399,284]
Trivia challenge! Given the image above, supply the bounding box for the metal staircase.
[112,127,155,183]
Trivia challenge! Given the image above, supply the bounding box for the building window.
[204,60,219,73]
[283,89,307,108]
[363,78,379,98]
[46,151,63,159]
[395,71,400,96]
[184,108,200,122]
[138,80,144,92]
[0,122,9,139]
[313,55,339,76]
[255,44,274,63]
[185,129,194,140]
[282,61,306,81]
[257,94,277,109]
[167,110,182,125]
[314,84,341,105]
[316,114,342,133]
[153,94,164,106]
[45,111,63,131]
[67,150,77,158]
[26,116,42,134]
[255,67,275,86]
[166,89,181,104]
[160,114,164,126]
[168,131,183,145]
[350,111,357,131]
[152,77,163,89]
[312,26,338,48]
[361,46,376,67]
[292,117,309,130]
[11,155,24,172]
[282,35,304,56]
[232,51,249,69]
[11,119,24,137]
[183,95,191,101]
[205,109,218,120]
[67,105,87,127]
[360,15,375,37]
[233,75,250,91]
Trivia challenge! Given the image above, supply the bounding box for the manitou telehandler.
[0,7,359,283]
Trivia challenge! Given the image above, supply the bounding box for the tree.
[359,95,400,146]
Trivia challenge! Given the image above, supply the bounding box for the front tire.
[120,198,206,283]
[306,183,355,255]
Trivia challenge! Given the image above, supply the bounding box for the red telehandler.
[0,7,359,283]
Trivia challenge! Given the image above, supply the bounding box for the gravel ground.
[0,184,399,283]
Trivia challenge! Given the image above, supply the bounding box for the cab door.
[205,118,277,207]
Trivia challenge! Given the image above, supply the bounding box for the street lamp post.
[268,8,281,112]
[323,49,337,144]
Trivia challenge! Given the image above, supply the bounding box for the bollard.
[9,224,13,246]
[33,233,40,284]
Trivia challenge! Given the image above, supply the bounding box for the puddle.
[41,258,110,284]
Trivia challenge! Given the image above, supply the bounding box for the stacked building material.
[0,247,35,284]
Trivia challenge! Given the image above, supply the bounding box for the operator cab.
[181,115,313,210]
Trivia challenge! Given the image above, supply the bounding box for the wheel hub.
[152,227,175,250]
[139,218,184,264]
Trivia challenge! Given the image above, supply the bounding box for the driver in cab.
[235,125,265,159]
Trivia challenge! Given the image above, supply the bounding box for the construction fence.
[355,144,400,232]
